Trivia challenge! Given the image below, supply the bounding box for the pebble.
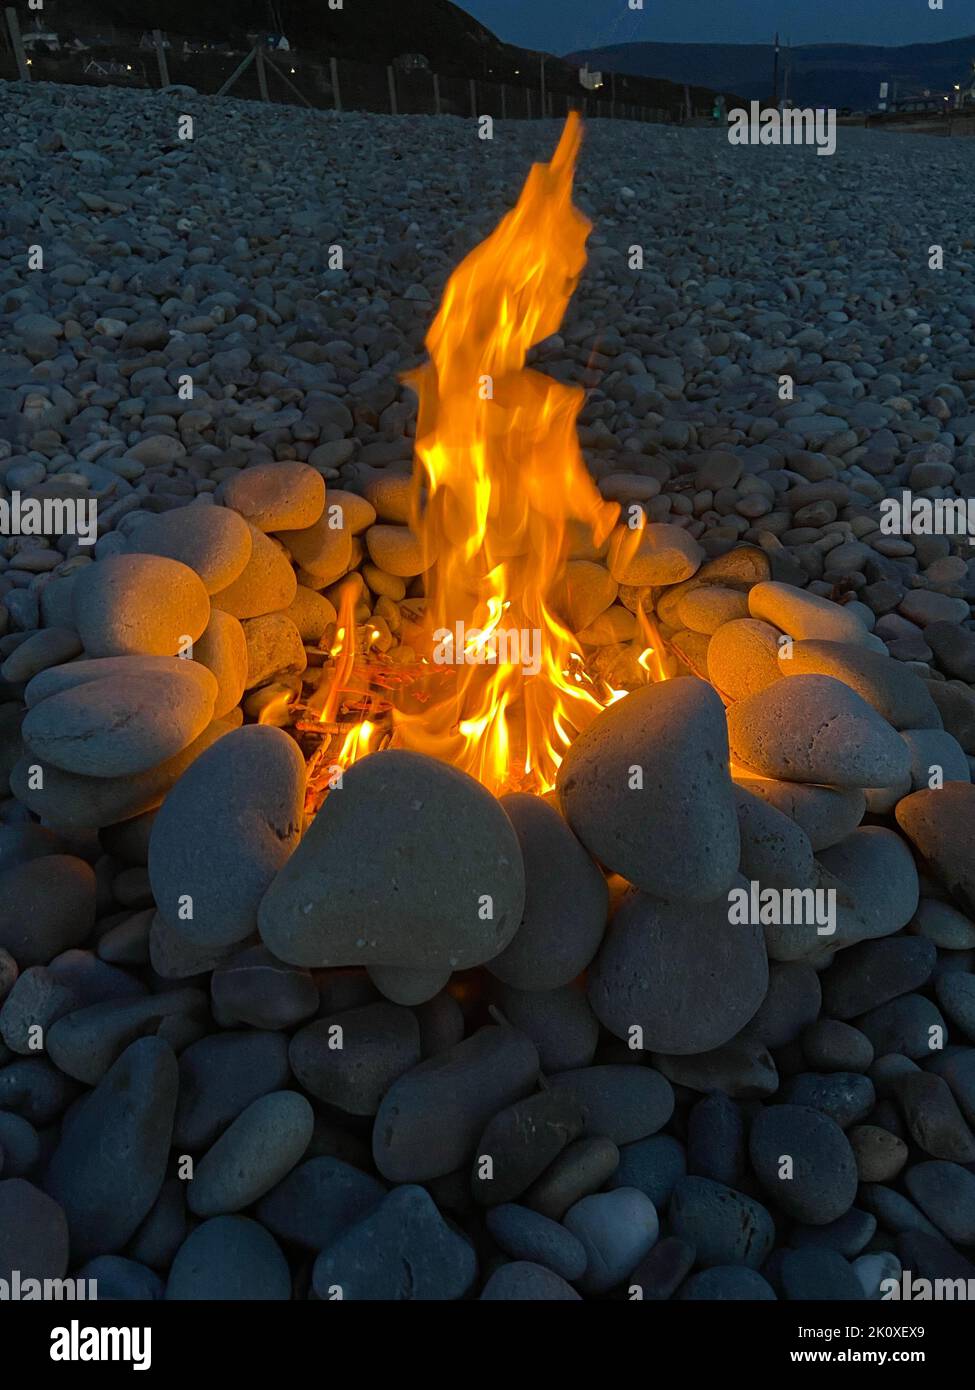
[728,674,913,788]
[372,1025,539,1182]
[779,639,943,730]
[192,608,248,717]
[818,827,920,942]
[24,653,215,708]
[550,560,619,631]
[256,1156,385,1251]
[557,678,740,902]
[490,982,599,1073]
[45,987,207,1085]
[821,937,936,1019]
[479,1261,581,1299]
[589,885,767,1054]
[676,585,750,634]
[780,1248,864,1301]
[802,1020,875,1073]
[790,1206,877,1258]
[857,994,947,1059]
[563,1187,659,1294]
[186,1090,314,1217]
[364,523,429,577]
[487,793,607,990]
[161,1033,282,1158]
[749,1104,858,1224]
[284,585,337,641]
[707,618,783,700]
[72,553,210,657]
[935,972,975,1042]
[259,750,525,970]
[0,628,83,685]
[628,1236,696,1300]
[734,785,816,890]
[680,1266,777,1300]
[780,1072,876,1128]
[289,1003,420,1115]
[43,1037,177,1262]
[0,1111,40,1177]
[210,524,297,619]
[686,1093,745,1187]
[125,504,253,594]
[486,1203,588,1280]
[312,1184,477,1301]
[22,673,215,778]
[749,580,881,649]
[220,461,325,532]
[901,728,971,790]
[904,1160,975,1244]
[472,1089,586,1207]
[668,1176,775,1268]
[211,946,318,1031]
[241,613,307,687]
[149,725,305,948]
[925,622,975,682]
[607,522,703,586]
[911,899,975,951]
[848,1124,908,1182]
[545,1065,674,1146]
[896,784,975,915]
[609,1134,684,1212]
[523,1136,620,1222]
[734,777,865,851]
[889,1071,975,1162]
[76,1255,163,1301]
[166,1216,291,1300]
[0,855,96,966]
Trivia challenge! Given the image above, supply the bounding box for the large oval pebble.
[258,750,525,971]
[149,726,305,948]
[557,678,739,902]
[72,554,210,658]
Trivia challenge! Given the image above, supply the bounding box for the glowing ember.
[310,114,666,800]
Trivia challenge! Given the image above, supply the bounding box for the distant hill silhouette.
[18,0,511,74]
[564,35,975,110]
[11,0,739,110]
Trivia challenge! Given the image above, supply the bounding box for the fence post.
[5,8,30,81]
[500,82,506,119]
[153,29,169,87]
[432,72,440,115]
[216,45,256,98]
[526,88,532,119]
[330,55,342,111]
[256,44,269,101]
[262,51,313,108]
[469,77,476,118]
[387,65,397,115]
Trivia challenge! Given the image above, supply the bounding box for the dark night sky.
[459,0,975,55]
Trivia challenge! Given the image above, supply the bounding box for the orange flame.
[317,115,665,797]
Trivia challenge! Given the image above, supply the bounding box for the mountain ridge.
[564,34,975,110]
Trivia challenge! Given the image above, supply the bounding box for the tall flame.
[314,115,665,800]
[393,113,628,794]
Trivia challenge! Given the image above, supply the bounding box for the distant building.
[891,95,944,113]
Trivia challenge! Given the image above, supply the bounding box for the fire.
[311,115,666,800]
